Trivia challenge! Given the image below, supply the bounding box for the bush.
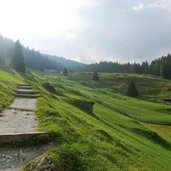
[127,81,138,97]
[63,68,68,76]
[92,71,99,81]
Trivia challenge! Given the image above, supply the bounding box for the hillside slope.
[1,70,171,170]
[0,35,84,71]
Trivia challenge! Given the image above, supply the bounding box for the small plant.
[127,81,138,97]
[92,71,99,81]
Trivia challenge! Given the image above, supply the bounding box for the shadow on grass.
[0,131,63,148]
[131,128,171,152]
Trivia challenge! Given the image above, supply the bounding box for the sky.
[0,0,171,64]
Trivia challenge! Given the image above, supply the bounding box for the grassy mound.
[65,97,94,113]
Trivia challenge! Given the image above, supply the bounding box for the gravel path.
[0,145,50,171]
[0,109,38,133]
[0,85,46,171]
[9,98,36,111]
[0,96,37,133]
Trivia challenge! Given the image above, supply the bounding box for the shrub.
[92,71,99,81]
[63,68,68,76]
[127,81,138,97]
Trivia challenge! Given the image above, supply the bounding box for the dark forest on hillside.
[0,35,84,72]
[85,54,171,79]
[0,35,171,79]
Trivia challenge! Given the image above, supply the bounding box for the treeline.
[23,48,63,71]
[1,35,171,79]
[85,54,171,79]
[85,61,149,74]
[0,35,84,72]
[151,54,171,79]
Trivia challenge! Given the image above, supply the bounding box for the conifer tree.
[63,67,68,75]
[0,36,5,65]
[92,71,99,81]
[11,40,25,73]
[127,81,138,97]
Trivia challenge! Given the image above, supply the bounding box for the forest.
[0,35,84,72]
[0,35,171,79]
[85,54,171,79]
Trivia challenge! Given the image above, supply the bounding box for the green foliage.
[151,53,171,79]
[92,71,99,81]
[0,35,84,71]
[127,81,138,97]
[11,40,25,73]
[0,70,23,112]
[0,36,5,65]
[85,54,171,80]
[63,67,68,75]
[85,61,150,74]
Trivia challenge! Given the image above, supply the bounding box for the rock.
[42,83,57,94]
[14,154,18,157]
[30,156,56,171]
[6,155,12,159]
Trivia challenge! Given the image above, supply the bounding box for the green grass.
[30,71,171,170]
[143,123,171,144]
[1,69,171,170]
[0,69,24,112]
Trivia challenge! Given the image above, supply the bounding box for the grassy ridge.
[1,70,171,170]
[28,71,171,170]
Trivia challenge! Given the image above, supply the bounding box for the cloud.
[132,3,144,11]
[132,1,167,11]
[1,0,171,63]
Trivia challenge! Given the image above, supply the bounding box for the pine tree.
[160,63,165,78]
[92,71,99,81]
[63,67,68,75]
[11,40,25,73]
[0,36,5,65]
[127,81,138,97]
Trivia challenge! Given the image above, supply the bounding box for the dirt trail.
[0,84,48,171]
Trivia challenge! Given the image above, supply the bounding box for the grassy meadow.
[1,69,171,170]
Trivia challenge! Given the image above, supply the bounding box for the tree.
[92,71,99,81]
[160,63,165,78]
[11,40,25,73]
[127,81,138,97]
[63,67,68,75]
[0,36,5,65]
[141,61,149,74]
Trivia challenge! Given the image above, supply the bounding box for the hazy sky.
[0,0,171,63]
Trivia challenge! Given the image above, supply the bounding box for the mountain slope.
[0,35,84,71]
[25,71,171,170]
[0,70,170,170]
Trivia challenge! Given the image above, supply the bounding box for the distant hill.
[0,35,84,71]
